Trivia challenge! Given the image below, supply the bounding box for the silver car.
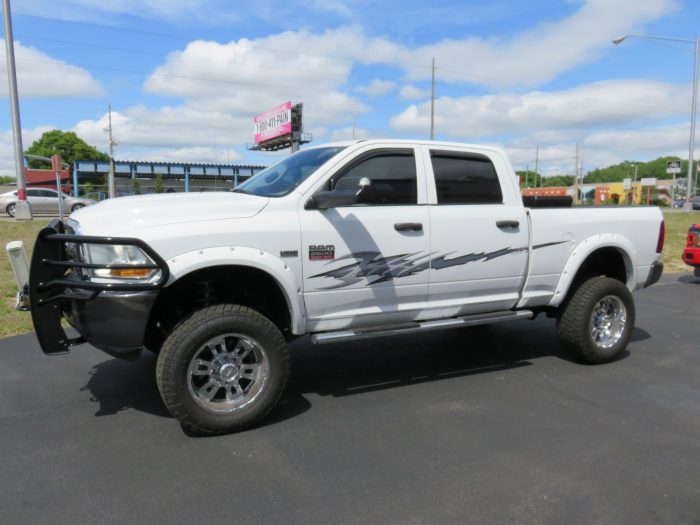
[1,188,96,217]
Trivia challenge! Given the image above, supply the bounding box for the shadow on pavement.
[678,273,700,285]
[285,320,579,399]
[630,327,652,343]
[80,352,170,418]
[79,318,633,430]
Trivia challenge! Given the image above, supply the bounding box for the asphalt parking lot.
[1,273,699,524]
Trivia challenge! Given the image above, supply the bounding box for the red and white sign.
[254,101,292,144]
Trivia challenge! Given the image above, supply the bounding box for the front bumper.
[29,220,169,358]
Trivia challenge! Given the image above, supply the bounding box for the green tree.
[584,156,692,183]
[516,170,543,188]
[131,177,142,195]
[25,130,109,168]
[154,173,164,193]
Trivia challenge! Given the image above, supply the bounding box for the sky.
[1,0,699,177]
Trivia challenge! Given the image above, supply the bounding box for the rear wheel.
[156,304,290,435]
[6,203,16,217]
[557,277,635,364]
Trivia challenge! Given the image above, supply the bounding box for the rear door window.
[430,151,503,205]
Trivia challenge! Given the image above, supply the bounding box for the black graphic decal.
[309,241,566,288]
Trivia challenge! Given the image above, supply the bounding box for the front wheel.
[557,277,635,364]
[6,203,16,217]
[156,304,290,435]
[71,203,85,213]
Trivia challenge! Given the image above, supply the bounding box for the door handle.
[394,222,423,232]
[496,220,520,229]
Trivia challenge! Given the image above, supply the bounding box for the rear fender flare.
[548,233,636,308]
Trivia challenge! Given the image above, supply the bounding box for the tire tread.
[557,277,634,364]
[156,304,289,435]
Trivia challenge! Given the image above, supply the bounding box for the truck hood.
[70,192,270,235]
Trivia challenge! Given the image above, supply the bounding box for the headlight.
[82,243,159,281]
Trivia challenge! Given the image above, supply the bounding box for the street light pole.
[2,0,32,219]
[613,34,698,211]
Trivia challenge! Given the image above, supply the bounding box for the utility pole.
[534,145,539,187]
[575,143,581,184]
[106,104,117,199]
[352,122,356,140]
[686,36,699,210]
[430,57,436,140]
[2,0,31,219]
[525,164,529,188]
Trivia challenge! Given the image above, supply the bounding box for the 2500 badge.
[309,244,335,261]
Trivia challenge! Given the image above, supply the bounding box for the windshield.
[235,146,346,197]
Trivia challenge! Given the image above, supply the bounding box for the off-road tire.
[156,304,290,435]
[556,277,635,364]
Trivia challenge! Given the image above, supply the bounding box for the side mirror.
[306,177,374,210]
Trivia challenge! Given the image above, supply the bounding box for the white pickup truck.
[19,139,665,434]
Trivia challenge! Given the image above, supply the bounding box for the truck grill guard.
[29,219,170,355]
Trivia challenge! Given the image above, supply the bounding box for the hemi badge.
[280,250,298,258]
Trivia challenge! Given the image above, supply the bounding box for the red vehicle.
[682,224,700,277]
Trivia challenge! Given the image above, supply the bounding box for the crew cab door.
[421,146,529,314]
[299,146,430,331]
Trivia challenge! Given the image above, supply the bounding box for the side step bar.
[311,310,534,345]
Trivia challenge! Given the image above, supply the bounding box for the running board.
[310,310,533,345]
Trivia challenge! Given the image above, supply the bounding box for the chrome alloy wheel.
[187,333,269,413]
[589,295,627,349]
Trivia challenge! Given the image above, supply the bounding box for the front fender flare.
[164,246,306,335]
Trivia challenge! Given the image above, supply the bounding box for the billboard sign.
[666,160,682,174]
[623,178,632,190]
[254,101,292,144]
[641,177,657,187]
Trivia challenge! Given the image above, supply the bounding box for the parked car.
[693,195,700,211]
[682,223,700,277]
[672,199,686,209]
[1,188,96,217]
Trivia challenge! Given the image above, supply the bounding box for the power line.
[14,33,353,80]
[15,13,437,73]
[14,55,362,94]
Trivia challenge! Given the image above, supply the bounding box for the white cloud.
[396,0,677,88]
[390,80,690,138]
[0,126,55,175]
[0,40,102,98]
[399,85,431,100]
[123,146,243,164]
[504,122,691,177]
[356,79,397,97]
[326,126,375,142]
